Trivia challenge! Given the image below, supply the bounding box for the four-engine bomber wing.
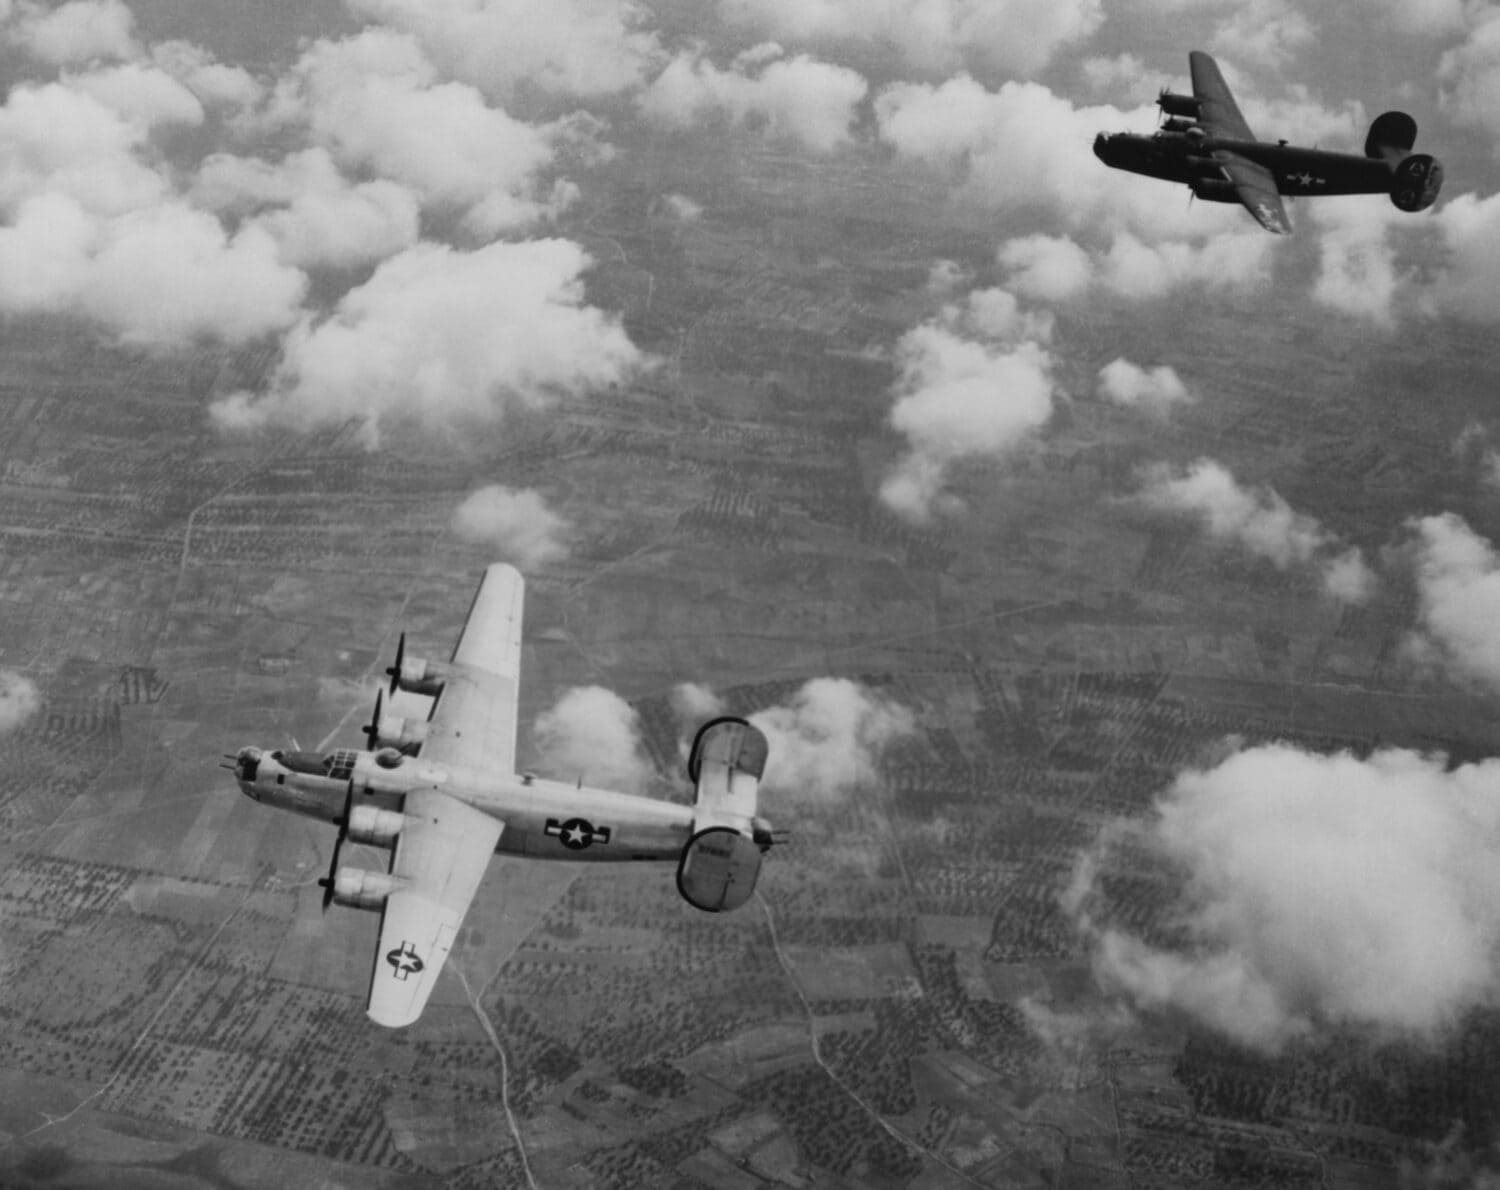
[420,563,525,773]
[1189,51,1291,235]
[1216,154,1291,234]
[1188,49,1254,142]
[367,788,504,1027]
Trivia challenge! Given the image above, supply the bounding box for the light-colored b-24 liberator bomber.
[227,564,778,1027]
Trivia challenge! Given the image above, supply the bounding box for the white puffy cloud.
[639,44,867,152]
[1438,8,1500,140]
[1079,53,1146,99]
[1305,197,1408,326]
[0,669,40,734]
[1404,513,1500,694]
[1096,358,1192,416]
[881,289,1056,522]
[64,62,206,130]
[149,40,265,116]
[211,237,644,436]
[6,0,137,66]
[1207,0,1314,71]
[661,193,703,221]
[347,0,662,99]
[1420,191,1500,323]
[718,0,1103,79]
[1073,745,1500,1050]
[1098,230,1274,299]
[194,149,420,270]
[0,81,168,217]
[750,678,914,799]
[270,29,585,233]
[671,682,725,727]
[0,194,306,346]
[997,235,1091,302]
[533,685,655,792]
[1139,459,1374,601]
[451,485,569,570]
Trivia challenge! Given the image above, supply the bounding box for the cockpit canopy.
[271,748,359,781]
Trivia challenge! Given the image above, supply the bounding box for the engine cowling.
[347,804,404,847]
[1391,153,1442,212]
[327,868,406,911]
[373,715,428,751]
[1190,178,1239,203]
[679,717,772,913]
[392,653,446,697]
[1158,90,1200,118]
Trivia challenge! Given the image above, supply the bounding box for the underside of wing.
[367,788,503,1027]
[1218,152,1292,234]
[421,563,524,773]
[1190,50,1256,142]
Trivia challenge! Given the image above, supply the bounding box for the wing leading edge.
[368,788,504,1027]
[421,563,524,773]
[1189,51,1291,234]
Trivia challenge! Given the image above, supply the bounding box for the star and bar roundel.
[545,816,612,850]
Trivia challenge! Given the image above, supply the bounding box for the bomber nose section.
[232,746,264,796]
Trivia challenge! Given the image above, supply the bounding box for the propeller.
[362,689,384,750]
[317,780,356,912]
[385,632,406,696]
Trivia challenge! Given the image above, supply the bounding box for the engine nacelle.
[1160,116,1197,134]
[347,804,404,847]
[373,715,428,751]
[1391,153,1442,212]
[392,654,446,697]
[1190,178,1240,203]
[679,717,772,913]
[1158,90,1200,118]
[327,868,406,911]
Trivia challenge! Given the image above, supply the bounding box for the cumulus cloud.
[639,44,867,152]
[268,29,590,235]
[718,0,1103,79]
[1306,197,1408,325]
[997,235,1092,302]
[6,0,137,66]
[1404,513,1500,694]
[660,193,703,221]
[1072,744,1500,1050]
[1098,230,1274,299]
[1207,0,1314,70]
[750,678,915,798]
[533,685,655,792]
[1420,191,1500,323]
[0,194,306,346]
[671,681,725,727]
[193,149,420,270]
[1438,8,1500,141]
[880,290,1056,522]
[348,0,663,100]
[211,237,643,437]
[1096,358,1192,417]
[451,485,569,570]
[1139,459,1374,601]
[0,669,40,734]
[149,40,264,116]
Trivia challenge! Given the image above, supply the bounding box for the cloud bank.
[1072,744,1500,1051]
[1139,459,1374,602]
[751,678,915,798]
[451,485,569,570]
[533,685,656,793]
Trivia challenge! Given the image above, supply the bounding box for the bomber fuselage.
[1093,131,1396,198]
[232,745,692,863]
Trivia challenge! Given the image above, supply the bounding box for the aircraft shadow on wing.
[224,564,785,1027]
[1094,50,1443,234]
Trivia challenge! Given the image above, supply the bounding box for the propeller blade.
[385,632,406,696]
[319,780,357,912]
[362,689,383,750]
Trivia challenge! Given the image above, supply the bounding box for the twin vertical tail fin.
[1366,111,1443,212]
[677,717,773,912]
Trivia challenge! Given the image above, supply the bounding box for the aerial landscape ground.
[3,2,1500,1188]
